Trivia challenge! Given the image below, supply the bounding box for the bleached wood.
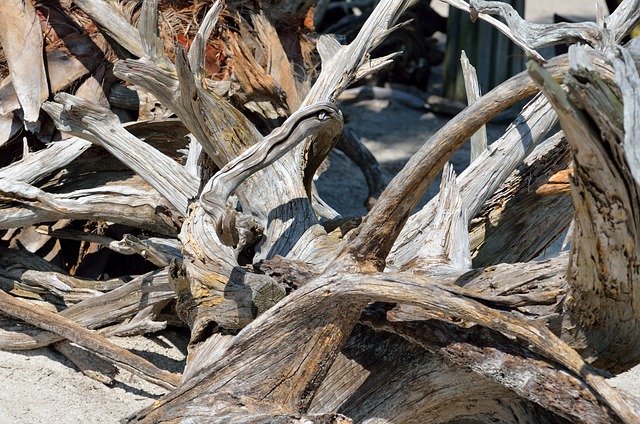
[467,0,604,49]
[469,132,572,266]
[3,269,103,306]
[54,341,117,385]
[5,1,640,421]
[449,0,639,52]
[311,326,578,423]
[185,134,202,179]
[390,96,578,271]
[0,317,62,350]
[64,269,174,330]
[73,0,144,58]
[0,289,180,389]
[302,0,413,104]
[0,177,179,236]
[395,163,471,276]
[252,12,301,110]
[181,333,234,383]
[530,45,640,373]
[43,94,199,216]
[0,137,91,184]
[35,226,182,267]
[439,0,544,61]
[199,102,343,246]
[606,0,640,42]
[115,43,314,258]
[387,91,558,271]
[614,39,640,188]
[174,207,286,340]
[0,267,174,350]
[461,50,488,162]
[107,302,170,337]
[132,268,637,423]
[187,0,222,77]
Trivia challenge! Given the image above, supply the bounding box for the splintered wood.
[1,0,640,422]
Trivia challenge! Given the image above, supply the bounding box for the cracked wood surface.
[3,0,640,422]
[531,46,640,373]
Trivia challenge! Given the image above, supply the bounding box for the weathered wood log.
[311,325,574,423]
[0,175,180,236]
[465,0,639,47]
[34,227,182,268]
[4,0,640,422]
[0,288,179,389]
[0,245,175,354]
[72,0,144,58]
[130,268,638,422]
[53,341,117,385]
[530,45,640,373]
[114,32,316,259]
[394,163,471,277]
[389,91,559,270]
[200,101,343,246]
[0,137,92,184]
[43,94,199,216]
[469,132,573,266]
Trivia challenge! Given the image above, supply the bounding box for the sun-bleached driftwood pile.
[2,0,640,422]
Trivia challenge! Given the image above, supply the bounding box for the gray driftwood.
[2,0,640,423]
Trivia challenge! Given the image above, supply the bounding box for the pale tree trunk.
[2,0,640,423]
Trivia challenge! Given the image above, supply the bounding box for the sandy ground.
[2,3,639,423]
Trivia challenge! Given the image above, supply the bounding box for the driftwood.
[2,0,640,423]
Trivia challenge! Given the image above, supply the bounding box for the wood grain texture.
[43,94,199,216]
[3,0,640,422]
[530,47,640,373]
[469,132,573,266]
